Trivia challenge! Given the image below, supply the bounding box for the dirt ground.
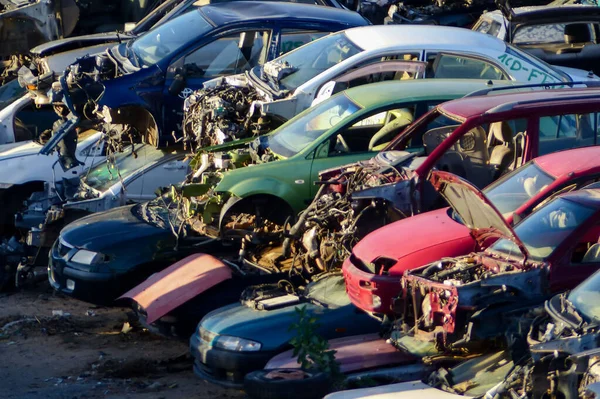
[0,282,246,399]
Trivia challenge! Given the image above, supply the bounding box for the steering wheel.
[336,134,350,153]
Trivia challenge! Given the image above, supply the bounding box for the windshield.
[489,197,595,260]
[568,269,600,322]
[483,162,555,216]
[132,0,189,34]
[266,32,363,92]
[0,80,26,110]
[305,274,350,308]
[130,10,212,66]
[267,93,361,157]
[83,144,169,192]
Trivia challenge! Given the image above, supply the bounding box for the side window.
[431,54,507,80]
[183,31,270,78]
[571,222,600,264]
[125,159,189,199]
[538,113,596,156]
[280,30,328,55]
[326,107,415,156]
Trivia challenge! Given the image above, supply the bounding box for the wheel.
[244,368,331,399]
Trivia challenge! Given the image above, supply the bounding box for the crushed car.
[0,0,165,83]
[49,78,489,305]
[181,23,597,148]
[473,3,600,76]
[9,143,190,290]
[398,175,600,353]
[23,1,367,163]
[344,146,600,316]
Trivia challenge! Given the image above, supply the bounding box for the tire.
[244,368,331,399]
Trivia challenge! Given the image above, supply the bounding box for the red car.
[344,146,600,316]
[400,171,600,351]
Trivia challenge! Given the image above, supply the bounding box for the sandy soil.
[0,282,245,399]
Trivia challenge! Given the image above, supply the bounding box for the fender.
[224,177,304,214]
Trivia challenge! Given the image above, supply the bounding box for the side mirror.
[168,74,186,96]
[124,22,136,32]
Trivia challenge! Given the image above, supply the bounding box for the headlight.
[70,249,106,265]
[214,335,261,352]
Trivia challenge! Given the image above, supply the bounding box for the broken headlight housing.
[213,335,262,352]
[70,249,106,265]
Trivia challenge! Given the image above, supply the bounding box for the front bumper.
[48,241,120,304]
[189,332,277,388]
[342,256,402,315]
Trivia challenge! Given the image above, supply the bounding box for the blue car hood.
[61,204,170,250]
[201,300,379,351]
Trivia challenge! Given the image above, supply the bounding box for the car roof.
[197,1,366,27]
[344,25,507,53]
[535,147,600,178]
[439,88,600,119]
[342,79,512,109]
[485,5,600,22]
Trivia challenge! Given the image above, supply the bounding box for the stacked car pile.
[3,0,600,397]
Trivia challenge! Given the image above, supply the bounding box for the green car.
[183,78,510,240]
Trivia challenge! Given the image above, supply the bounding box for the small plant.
[288,305,341,377]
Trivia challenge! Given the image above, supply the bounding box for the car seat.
[582,239,600,263]
[558,23,592,54]
[368,109,414,151]
[488,122,514,178]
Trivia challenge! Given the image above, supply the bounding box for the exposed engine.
[183,79,283,150]
[398,254,547,353]
[485,299,600,399]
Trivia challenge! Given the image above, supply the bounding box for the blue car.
[35,1,368,165]
[189,274,380,387]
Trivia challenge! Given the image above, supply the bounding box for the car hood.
[31,32,132,57]
[202,300,322,344]
[430,170,527,258]
[0,140,43,162]
[351,207,471,273]
[60,204,168,249]
[120,253,232,324]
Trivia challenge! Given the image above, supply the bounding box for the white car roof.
[344,25,507,54]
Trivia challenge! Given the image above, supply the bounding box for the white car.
[199,24,597,123]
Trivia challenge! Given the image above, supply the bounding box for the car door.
[162,29,273,136]
[428,52,509,80]
[124,156,190,202]
[308,106,418,197]
[550,221,600,292]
